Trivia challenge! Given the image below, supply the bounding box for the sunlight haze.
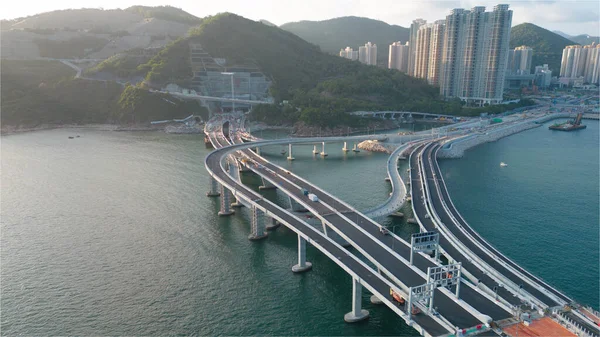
[2,0,599,35]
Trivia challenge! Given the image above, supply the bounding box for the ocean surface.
[1,119,597,335]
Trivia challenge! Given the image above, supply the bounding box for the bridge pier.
[228,161,244,208]
[312,145,319,155]
[344,277,370,323]
[292,235,312,273]
[320,142,328,157]
[266,217,281,230]
[218,185,234,216]
[370,268,384,304]
[255,147,261,155]
[352,143,360,153]
[287,144,295,161]
[248,205,268,240]
[238,159,250,172]
[259,177,277,190]
[206,177,221,197]
[342,142,349,152]
[288,196,308,212]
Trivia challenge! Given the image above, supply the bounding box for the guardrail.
[430,144,572,307]
[212,118,492,331]
[417,143,546,310]
[206,131,450,336]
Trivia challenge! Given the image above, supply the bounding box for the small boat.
[68,136,74,139]
[500,162,508,167]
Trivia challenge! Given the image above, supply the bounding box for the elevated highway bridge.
[203,113,599,337]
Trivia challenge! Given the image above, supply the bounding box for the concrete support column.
[228,161,244,208]
[312,145,319,155]
[320,142,328,157]
[266,217,281,230]
[206,177,220,197]
[344,278,370,323]
[259,177,277,190]
[342,142,349,152]
[218,185,234,216]
[238,159,250,172]
[255,147,261,155]
[248,205,268,241]
[352,143,360,153]
[370,267,383,304]
[288,196,307,212]
[287,144,295,161]
[292,235,312,273]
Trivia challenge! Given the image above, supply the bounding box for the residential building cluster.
[396,4,513,105]
[559,43,600,86]
[339,42,377,65]
[534,64,552,88]
[504,45,536,90]
[388,41,410,72]
[507,46,533,75]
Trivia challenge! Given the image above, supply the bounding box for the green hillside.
[510,23,577,73]
[568,35,600,45]
[125,5,202,25]
[3,13,534,129]
[187,14,457,122]
[1,60,203,128]
[280,16,409,65]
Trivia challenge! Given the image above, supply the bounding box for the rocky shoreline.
[357,140,394,154]
[1,123,192,135]
[437,114,573,158]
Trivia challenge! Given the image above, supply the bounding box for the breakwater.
[437,113,579,159]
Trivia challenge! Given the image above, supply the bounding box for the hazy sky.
[2,0,599,36]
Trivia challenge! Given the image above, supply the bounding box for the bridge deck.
[206,133,450,336]
[219,123,513,327]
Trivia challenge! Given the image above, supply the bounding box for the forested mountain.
[510,23,579,73]
[1,60,203,128]
[568,35,599,46]
[280,16,409,65]
[3,11,533,128]
[280,18,578,75]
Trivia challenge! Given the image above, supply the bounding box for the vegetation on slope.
[35,36,108,58]
[510,23,577,73]
[115,84,206,123]
[85,49,155,78]
[1,60,204,128]
[188,14,532,126]
[280,16,409,65]
[125,6,202,25]
[137,38,192,87]
[568,35,600,46]
[189,14,421,97]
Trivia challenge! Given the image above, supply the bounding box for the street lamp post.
[222,72,235,113]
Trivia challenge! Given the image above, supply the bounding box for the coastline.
[0,123,194,136]
[437,113,588,159]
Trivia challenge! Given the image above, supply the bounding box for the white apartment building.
[408,18,427,76]
[438,4,512,105]
[388,41,410,73]
[339,47,359,61]
[507,45,533,75]
[358,42,377,66]
[560,43,600,84]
